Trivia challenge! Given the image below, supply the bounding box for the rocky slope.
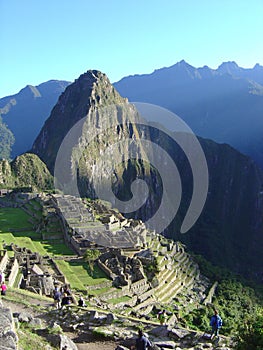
[0,80,70,159]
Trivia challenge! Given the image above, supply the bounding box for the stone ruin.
[11,244,64,296]
[98,249,146,287]
[51,194,150,253]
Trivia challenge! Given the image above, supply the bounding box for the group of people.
[53,284,86,309]
[53,284,74,309]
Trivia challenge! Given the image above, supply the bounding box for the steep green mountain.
[0,80,70,159]
[157,131,263,281]
[0,153,53,191]
[31,70,263,281]
[114,61,263,168]
[0,116,15,160]
[32,70,156,205]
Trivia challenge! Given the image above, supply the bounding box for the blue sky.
[1,0,263,98]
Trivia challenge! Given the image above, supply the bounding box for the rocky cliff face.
[32,71,158,212]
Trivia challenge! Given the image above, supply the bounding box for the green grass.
[55,260,109,291]
[0,207,33,231]
[107,295,132,305]
[90,286,113,296]
[41,240,74,256]
[0,232,47,255]
[0,207,74,257]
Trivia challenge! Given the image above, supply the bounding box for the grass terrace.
[55,259,110,291]
[0,207,74,257]
[107,295,132,305]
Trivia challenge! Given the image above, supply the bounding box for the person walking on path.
[158,309,166,325]
[53,288,62,309]
[135,329,152,350]
[1,281,7,296]
[210,309,223,340]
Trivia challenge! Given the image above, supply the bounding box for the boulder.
[89,310,99,321]
[29,318,42,328]
[46,333,78,350]
[168,328,190,340]
[18,312,33,323]
[154,340,176,349]
[106,313,117,324]
[59,334,78,350]
[149,326,169,338]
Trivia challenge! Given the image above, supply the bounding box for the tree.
[84,249,100,272]
[234,310,263,350]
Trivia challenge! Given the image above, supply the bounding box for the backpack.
[217,315,223,328]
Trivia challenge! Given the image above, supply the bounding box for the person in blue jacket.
[210,309,223,340]
[135,329,152,350]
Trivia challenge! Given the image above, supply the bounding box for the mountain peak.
[32,69,128,171]
[253,63,263,70]
[217,61,240,75]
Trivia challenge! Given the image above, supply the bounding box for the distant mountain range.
[114,61,263,168]
[1,61,263,169]
[0,80,70,159]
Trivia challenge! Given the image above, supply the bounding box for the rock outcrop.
[0,300,18,350]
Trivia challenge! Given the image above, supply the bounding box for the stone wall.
[97,259,116,280]
[87,280,112,291]
[129,278,149,295]
[7,258,19,287]
[0,250,8,273]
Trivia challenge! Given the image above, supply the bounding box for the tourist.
[78,296,86,307]
[61,293,71,308]
[53,288,62,309]
[134,329,152,350]
[158,309,166,325]
[1,281,7,296]
[210,309,223,340]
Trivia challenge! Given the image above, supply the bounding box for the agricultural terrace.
[0,206,110,292]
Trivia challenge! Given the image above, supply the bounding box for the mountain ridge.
[0,80,71,159]
[114,60,263,168]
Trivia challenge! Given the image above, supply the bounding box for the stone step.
[160,282,184,303]
[156,268,177,290]
[155,271,179,299]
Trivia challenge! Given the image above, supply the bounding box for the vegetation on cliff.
[0,116,15,160]
[0,153,53,191]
